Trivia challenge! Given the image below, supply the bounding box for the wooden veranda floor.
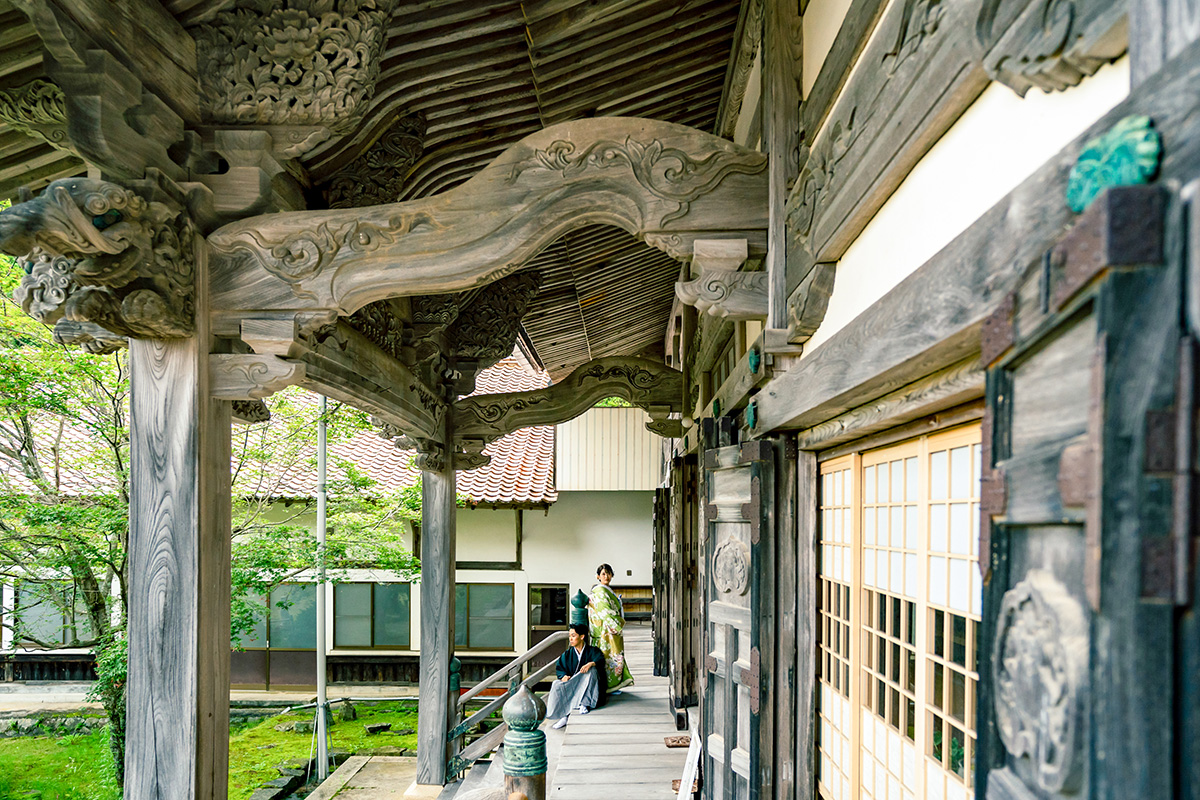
[544,622,689,800]
[313,623,689,799]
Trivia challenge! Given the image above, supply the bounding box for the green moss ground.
[0,701,420,800]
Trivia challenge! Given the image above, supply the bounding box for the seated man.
[545,623,606,729]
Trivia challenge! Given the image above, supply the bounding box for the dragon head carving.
[0,178,196,345]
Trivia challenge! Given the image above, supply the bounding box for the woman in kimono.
[588,563,634,693]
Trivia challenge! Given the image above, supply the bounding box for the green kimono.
[588,583,634,691]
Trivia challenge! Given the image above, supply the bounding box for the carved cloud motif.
[510,136,768,227]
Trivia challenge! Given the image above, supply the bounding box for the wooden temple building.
[0,0,1196,798]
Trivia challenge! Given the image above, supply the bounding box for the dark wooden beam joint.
[705,654,718,674]
[742,476,762,545]
[981,291,1017,367]
[1052,185,1167,310]
[738,647,762,715]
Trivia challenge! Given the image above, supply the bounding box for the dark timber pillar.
[763,0,803,331]
[416,446,457,788]
[126,243,233,799]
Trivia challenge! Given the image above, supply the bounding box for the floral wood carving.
[509,136,768,227]
[0,79,69,151]
[993,570,1087,793]
[346,301,405,361]
[976,0,1127,97]
[1,178,196,342]
[453,357,682,446]
[447,272,542,369]
[323,113,425,208]
[712,538,751,595]
[882,0,944,74]
[1066,115,1162,213]
[193,0,398,129]
[787,110,860,255]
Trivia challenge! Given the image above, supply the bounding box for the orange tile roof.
[0,359,557,507]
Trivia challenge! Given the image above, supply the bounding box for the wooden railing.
[446,630,567,778]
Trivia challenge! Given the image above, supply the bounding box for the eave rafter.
[451,356,683,469]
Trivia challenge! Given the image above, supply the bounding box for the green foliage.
[0,248,423,783]
[594,396,633,408]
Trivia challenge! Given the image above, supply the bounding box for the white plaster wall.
[314,491,653,657]
[456,508,518,562]
[556,408,660,491]
[523,491,654,600]
[803,57,1131,353]
[803,0,854,97]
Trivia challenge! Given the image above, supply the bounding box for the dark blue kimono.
[556,643,607,706]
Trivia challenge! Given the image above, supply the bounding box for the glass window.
[269,583,317,649]
[16,582,94,646]
[334,583,372,648]
[454,583,514,650]
[530,585,568,626]
[233,592,268,649]
[333,583,411,649]
[374,584,411,648]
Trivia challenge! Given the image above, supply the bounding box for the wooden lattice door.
[702,440,773,800]
[653,486,670,677]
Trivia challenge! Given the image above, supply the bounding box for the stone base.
[402,781,444,798]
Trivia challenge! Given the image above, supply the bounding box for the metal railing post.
[502,686,547,800]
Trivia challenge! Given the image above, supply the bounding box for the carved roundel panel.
[712,537,751,596]
[992,569,1088,793]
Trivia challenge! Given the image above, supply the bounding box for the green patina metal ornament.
[502,686,548,776]
[570,589,589,626]
[448,656,462,693]
[748,347,761,374]
[712,398,721,418]
[746,400,758,429]
[1066,115,1162,213]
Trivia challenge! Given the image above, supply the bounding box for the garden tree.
[0,245,421,782]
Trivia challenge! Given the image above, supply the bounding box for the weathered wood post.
[126,241,233,800]
[0,179,233,799]
[416,442,457,789]
[501,686,547,800]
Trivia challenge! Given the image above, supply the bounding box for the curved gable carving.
[208,117,767,318]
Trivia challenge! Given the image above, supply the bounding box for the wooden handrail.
[453,660,558,738]
[457,630,569,708]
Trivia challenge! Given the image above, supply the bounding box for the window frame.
[332,581,412,651]
[454,582,516,652]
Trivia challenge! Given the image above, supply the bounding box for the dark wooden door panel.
[979,185,1181,800]
[702,441,773,800]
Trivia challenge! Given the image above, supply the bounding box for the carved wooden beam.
[209,354,305,400]
[675,239,768,320]
[238,318,446,442]
[452,357,683,448]
[207,117,768,324]
[977,0,1127,97]
[12,0,199,125]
